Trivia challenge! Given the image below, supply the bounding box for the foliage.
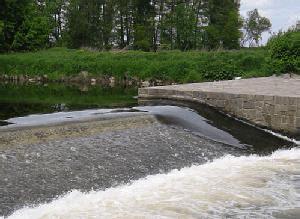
[267,30,300,74]
[0,47,272,82]
[0,83,137,108]
[174,4,197,51]
[206,0,243,50]
[0,83,137,120]
[0,0,56,52]
[1,0,243,52]
[243,9,271,47]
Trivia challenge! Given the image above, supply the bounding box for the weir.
[139,76,300,137]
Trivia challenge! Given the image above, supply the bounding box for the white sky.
[240,0,300,44]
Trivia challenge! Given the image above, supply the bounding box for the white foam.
[264,129,300,145]
[8,148,300,219]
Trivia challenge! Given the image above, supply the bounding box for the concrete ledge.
[139,77,300,136]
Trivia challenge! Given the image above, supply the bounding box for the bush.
[267,30,300,74]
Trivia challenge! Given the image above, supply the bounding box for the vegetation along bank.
[0,35,299,84]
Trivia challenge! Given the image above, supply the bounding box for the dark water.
[137,100,293,154]
[0,83,296,217]
[0,83,138,122]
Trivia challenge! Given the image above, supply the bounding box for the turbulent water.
[6,148,300,219]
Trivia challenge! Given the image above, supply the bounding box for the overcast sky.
[240,0,300,44]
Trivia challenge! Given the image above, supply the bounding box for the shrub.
[267,30,300,74]
[201,59,240,81]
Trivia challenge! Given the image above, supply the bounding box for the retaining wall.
[139,80,300,136]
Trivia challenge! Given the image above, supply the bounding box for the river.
[0,83,299,218]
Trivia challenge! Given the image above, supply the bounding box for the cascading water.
[0,104,298,218]
[6,148,300,219]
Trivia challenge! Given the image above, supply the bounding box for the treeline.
[0,0,242,52]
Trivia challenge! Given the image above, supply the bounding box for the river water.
[7,149,300,219]
[0,83,299,218]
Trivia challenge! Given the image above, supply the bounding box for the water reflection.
[0,82,138,121]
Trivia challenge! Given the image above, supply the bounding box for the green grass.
[0,47,273,83]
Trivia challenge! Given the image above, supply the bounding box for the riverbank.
[0,47,272,84]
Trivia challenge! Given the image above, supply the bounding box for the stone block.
[280,123,288,131]
[263,114,272,125]
[138,88,148,95]
[275,96,289,105]
[288,105,297,112]
[275,105,288,113]
[176,90,186,97]
[296,118,300,128]
[216,100,226,108]
[182,91,194,98]
[254,95,264,101]
[288,116,295,126]
[216,93,226,100]
[264,104,275,114]
[224,94,234,100]
[271,115,282,128]
[264,95,274,102]
[192,91,200,98]
[255,101,264,108]
[193,91,207,100]
[281,116,288,124]
[246,94,255,101]
[255,111,264,122]
[288,97,297,105]
[148,89,159,96]
[206,92,215,100]
[243,101,255,109]
[164,89,176,96]
[246,109,257,120]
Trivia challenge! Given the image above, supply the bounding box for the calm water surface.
[0,83,137,122]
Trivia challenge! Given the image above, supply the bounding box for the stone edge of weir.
[138,76,300,137]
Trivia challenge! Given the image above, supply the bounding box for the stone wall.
[139,88,300,136]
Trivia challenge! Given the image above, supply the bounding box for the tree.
[205,0,242,50]
[42,0,68,42]
[0,0,54,51]
[243,9,271,47]
[174,4,196,51]
[0,20,4,49]
[1,0,245,52]
[132,0,155,51]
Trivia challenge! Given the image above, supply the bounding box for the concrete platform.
[139,76,300,136]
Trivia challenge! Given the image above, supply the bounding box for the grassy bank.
[0,47,273,83]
